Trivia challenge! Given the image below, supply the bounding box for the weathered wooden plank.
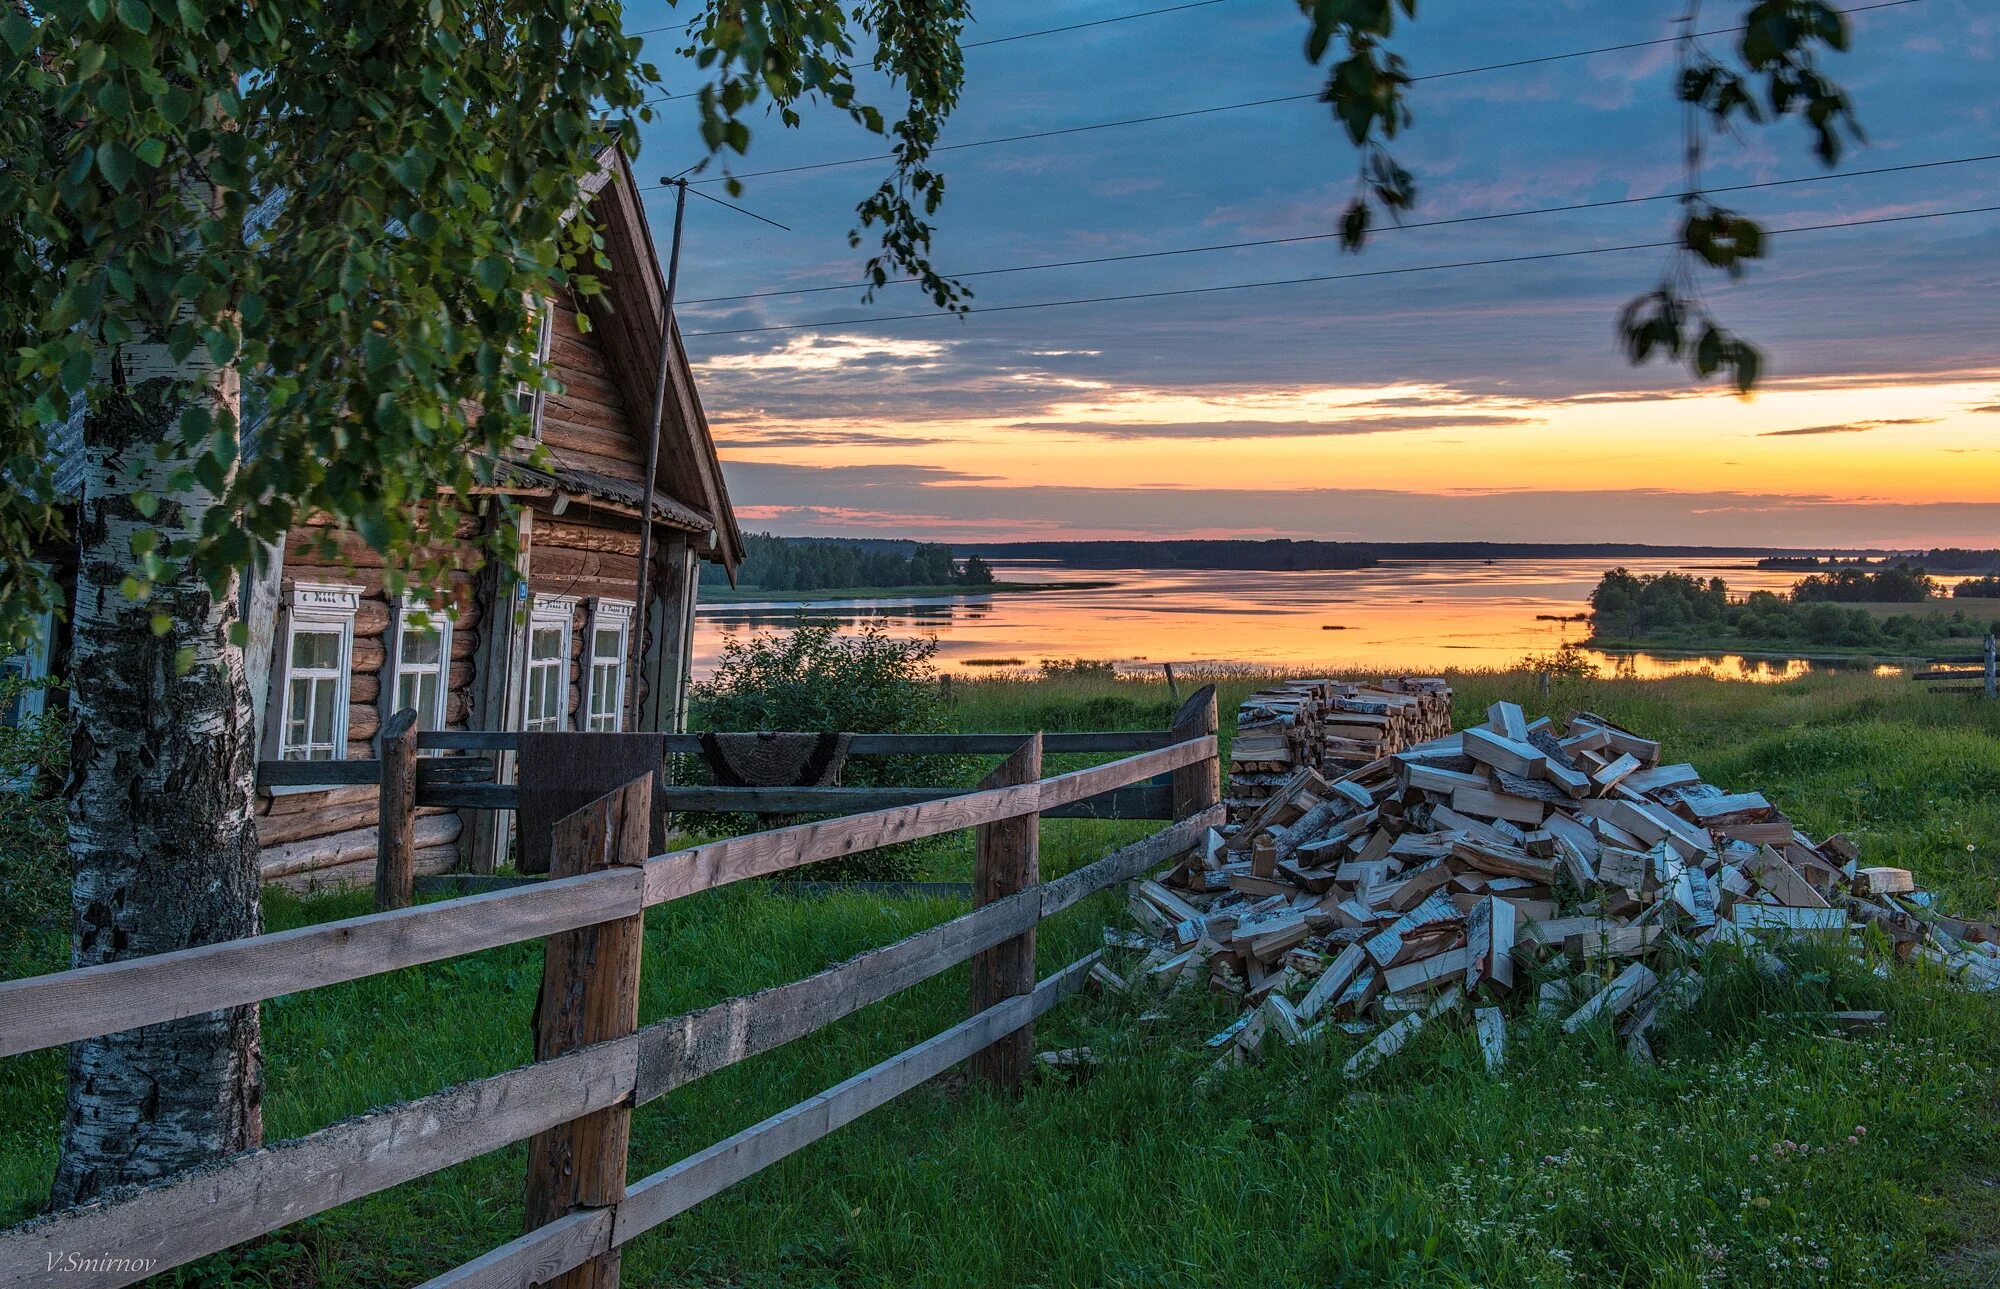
[414,1210,614,1289]
[657,783,1173,821]
[1169,686,1220,820]
[971,736,1041,1090]
[642,782,1041,905]
[0,1040,637,1289]
[415,730,1179,756]
[418,782,521,810]
[1035,738,1216,813]
[0,869,640,1059]
[376,709,420,912]
[524,776,650,1289]
[259,758,382,787]
[516,732,667,876]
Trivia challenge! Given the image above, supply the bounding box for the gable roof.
[43,145,742,576]
[572,143,743,575]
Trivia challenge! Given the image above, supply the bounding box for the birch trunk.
[50,320,264,1208]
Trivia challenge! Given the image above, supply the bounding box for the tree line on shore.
[700,533,995,592]
[1587,567,1993,652]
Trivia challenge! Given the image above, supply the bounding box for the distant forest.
[1587,567,1991,653]
[700,533,993,591]
[959,539,1789,571]
[1758,549,2000,573]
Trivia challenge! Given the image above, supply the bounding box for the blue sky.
[619,0,2000,546]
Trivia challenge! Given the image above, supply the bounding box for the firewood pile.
[1228,678,1453,823]
[1102,701,1997,1077]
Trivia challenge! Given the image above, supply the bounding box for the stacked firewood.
[1227,678,1453,823]
[1103,702,1997,1077]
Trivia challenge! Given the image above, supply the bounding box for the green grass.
[7,669,2000,1285]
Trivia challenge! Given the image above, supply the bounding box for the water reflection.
[694,557,1917,682]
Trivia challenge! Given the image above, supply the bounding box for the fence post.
[1169,684,1219,821]
[1986,632,1996,700]
[522,772,651,1289]
[970,733,1041,1091]
[375,708,419,911]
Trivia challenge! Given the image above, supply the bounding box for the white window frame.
[385,592,454,754]
[273,583,361,762]
[583,598,633,733]
[517,299,556,434]
[2,609,53,729]
[521,594,575,734]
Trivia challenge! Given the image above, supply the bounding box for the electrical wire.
[678,151,2000,304]
[628,0,1239,103]
[662,0,1925,186]
[681,202,2000,338]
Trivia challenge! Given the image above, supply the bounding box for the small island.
[699,532,1115,604]
[1583,565,1999,658]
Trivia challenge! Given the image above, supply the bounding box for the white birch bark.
[51,314,264,1207]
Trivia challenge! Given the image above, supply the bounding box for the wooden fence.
[259,709,1203,907]
[1913,633,1998,696]
[0,689,1221,1289]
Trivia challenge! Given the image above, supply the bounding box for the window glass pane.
[286,677,313,757]
[416,672,440,729]
[293,628,339,671]
[400,628,443,667]
[310,676,336,746]
[594,627,622,661]
[531,625,564,662]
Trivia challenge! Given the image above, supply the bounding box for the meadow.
[5,668,2000,1286]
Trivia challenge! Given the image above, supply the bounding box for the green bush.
[0,674,68,975]
[689,622,967,880]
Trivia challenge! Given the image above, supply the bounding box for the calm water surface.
[694,557,1925,681]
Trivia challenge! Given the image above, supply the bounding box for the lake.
[693,556,1920,681]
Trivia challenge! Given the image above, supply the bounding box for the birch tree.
[2,0,971,1204]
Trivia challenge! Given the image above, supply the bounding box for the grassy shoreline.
[699,579,1118,605]
[7,669,2000,1284]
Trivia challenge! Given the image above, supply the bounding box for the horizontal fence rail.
[0,737,1211,1062]
[2,688,1222,1289]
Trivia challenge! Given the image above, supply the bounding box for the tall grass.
[3,668,1999,1285]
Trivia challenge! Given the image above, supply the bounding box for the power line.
[630,0,1237,104]
[668,0,1925,187]
[679,151,2000,304]
[681,203,2000,338]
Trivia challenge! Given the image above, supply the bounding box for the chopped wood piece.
[1561,962,1658,1033]
[1474,1006,1506,1072]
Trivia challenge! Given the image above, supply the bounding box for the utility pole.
[628,178,686,733]
[626,176,787,731]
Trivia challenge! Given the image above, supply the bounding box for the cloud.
[718,461,2000,547]
[726,428,958,449]
[1009,414,1538,440]
[1971,404,2000,413]
[696,334,950,374]
[1758,417,1941,437]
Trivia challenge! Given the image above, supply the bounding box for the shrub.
[1036,658,1117,682]
[0,673,69,974]
[689,622,966,880]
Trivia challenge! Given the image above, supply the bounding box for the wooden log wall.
[540,296,647,484]
[254,518,485,885]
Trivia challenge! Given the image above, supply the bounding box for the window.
[522,595,574,733]
[277,584,360,761]
[389,594,453,749]
[516,301,556,429]
[585,598,633,732]
[1,611,53,729]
